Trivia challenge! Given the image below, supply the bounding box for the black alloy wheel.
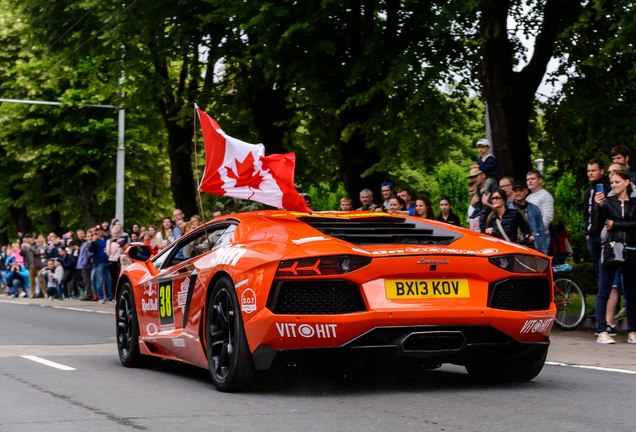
[116,283,147,367]
[206,277,254,392]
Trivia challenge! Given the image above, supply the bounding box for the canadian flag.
[196,106,310,213]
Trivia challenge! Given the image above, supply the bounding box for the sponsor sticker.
[209,247,246,267]
[177,277,189,311]
[146,323,158,336]
[520,318,554,334]
[275,323,338,339]
[143,282,157,297]
[385,279,470,299]
[142,298,158,311]
[370,247,498,256]
[172,338,186,348]
[241,288,257,313]
[142,282,158,312]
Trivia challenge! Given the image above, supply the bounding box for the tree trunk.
[479,0,582,180]
[79,173,99,228]
[166,123,198,218]
[248,68,289,156]
[484,79,535,180]
[8,184,31,235]
[340,133,385,208]
[41,175,61,234]
[339,104,386,207]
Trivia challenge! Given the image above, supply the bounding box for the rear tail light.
[276,256,371,276]
[489,254,549,273]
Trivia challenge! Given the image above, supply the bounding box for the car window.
[212,225,236,249]
[160,223,236,268]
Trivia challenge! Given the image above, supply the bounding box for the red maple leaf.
[225,152,264,190]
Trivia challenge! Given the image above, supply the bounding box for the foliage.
[0,0,173,240]
[0,0,634,276]
[306,183,347,212]
[542,0,636,181]
[434,163,472,226]
[552,172,586,262]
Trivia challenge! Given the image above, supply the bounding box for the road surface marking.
[21,355,76,371]
[547,361,636,375]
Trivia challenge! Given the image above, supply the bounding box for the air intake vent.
[489,278,551,311]
[297,216,460,245]
[269,281,366,314]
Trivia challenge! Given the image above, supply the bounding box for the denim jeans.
[586,236,601,278]
[597,249,636,333]
[93,262,113,301]
[10,279,30,297]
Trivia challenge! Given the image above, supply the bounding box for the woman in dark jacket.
[594,169,636,344]
[479,189,532,244]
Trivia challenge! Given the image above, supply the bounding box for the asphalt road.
[1,298,635,432]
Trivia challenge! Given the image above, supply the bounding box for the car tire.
[206,277,254,392]
[116,282,157,367]
[465,345,548,382]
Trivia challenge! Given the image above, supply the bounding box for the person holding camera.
[39,258,64,300]
[6,258,30,298]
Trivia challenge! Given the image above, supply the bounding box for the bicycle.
[552,263,586,330]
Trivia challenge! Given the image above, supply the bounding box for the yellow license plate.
[385,279,470,299]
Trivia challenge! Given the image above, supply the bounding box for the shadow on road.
[144,354,553,395]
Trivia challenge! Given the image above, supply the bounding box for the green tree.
[478,0,582,180]
[217,1,482,202]
[0,0,172,238]
[542,0,636,177]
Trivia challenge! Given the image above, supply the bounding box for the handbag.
[494,218,511,242]
[601,241,626,266]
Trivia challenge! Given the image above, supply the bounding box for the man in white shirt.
[526,169,554,250]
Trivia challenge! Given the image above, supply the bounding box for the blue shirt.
[77,240,92,269]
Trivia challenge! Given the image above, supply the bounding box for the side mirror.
[126,243,152,262]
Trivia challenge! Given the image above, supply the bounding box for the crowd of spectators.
[0,209,200,303]
[4,141,636,346]
[337,139,555,255]
[338,141,636,345]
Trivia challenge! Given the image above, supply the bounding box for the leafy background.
[1,0,636,267]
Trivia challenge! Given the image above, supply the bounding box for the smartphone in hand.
[595,183,604,194]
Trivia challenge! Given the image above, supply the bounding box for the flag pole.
[193,104,207,223]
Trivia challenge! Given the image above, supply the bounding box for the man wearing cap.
[89,225,113,303]
[466,166,497,231]
[475,138,498,190]
[511,180,547,253]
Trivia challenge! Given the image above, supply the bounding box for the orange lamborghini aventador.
[115,210,555,392]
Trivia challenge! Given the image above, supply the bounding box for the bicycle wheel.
[553,277,586,330]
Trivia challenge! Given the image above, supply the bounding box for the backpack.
[548,222,572,258]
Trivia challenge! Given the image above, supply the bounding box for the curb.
[0,296,116,314]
